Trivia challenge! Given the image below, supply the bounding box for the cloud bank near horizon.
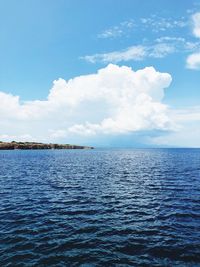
[0,64,200,147]
[0,64,174,144]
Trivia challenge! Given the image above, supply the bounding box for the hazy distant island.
[0,141,94,150]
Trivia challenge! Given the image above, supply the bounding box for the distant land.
[0,141,94,150]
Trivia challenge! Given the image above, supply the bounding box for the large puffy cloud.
[0,64,172,143]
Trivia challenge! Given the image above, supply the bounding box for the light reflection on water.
[0,148,200,266]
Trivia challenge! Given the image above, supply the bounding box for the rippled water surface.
[0,148,200,266]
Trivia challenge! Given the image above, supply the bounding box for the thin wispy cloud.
[82,46,146,63]
[140,15,187,32]
[92,13,200,66]
[84,11,200,65]
[97,15,188,40]
[97,19,134,39]
[82,38,199,63]
[155,36,200,51]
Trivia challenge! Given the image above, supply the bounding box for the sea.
[0,148,200,266]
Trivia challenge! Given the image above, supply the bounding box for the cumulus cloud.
[186,52,200,69]
[0,64,172,143]
[185,12,200,70]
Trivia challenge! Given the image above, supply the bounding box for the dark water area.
[0,148,200,266]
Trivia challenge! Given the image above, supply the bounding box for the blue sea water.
[0,148,200,266]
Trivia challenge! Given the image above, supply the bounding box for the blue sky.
[0,0,200,147]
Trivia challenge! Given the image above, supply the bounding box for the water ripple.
[0,148,200,266]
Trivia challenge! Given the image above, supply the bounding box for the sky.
[0,0,200,147]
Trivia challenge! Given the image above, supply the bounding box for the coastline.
[0,141,94,150]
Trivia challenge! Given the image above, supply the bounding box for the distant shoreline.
[0,141,94,150]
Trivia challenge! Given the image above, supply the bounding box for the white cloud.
[151,106,200,147]
[93,14,200,67]
[140,16,187,32]
[0,64,172,143]
[192,12,200,38]
[98,15,187,40]
[186,52,200,69]
[172,106,200,122]
[149,43,175,58]
[82,43,177,63]
[185,13,200,70]
[83,35,200,64]
[48,129,68,139]
[98,27,123,39]
[0,134,34,142]
[156,36,200,52]
[98,19,134,39]
[83,46,146,63]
